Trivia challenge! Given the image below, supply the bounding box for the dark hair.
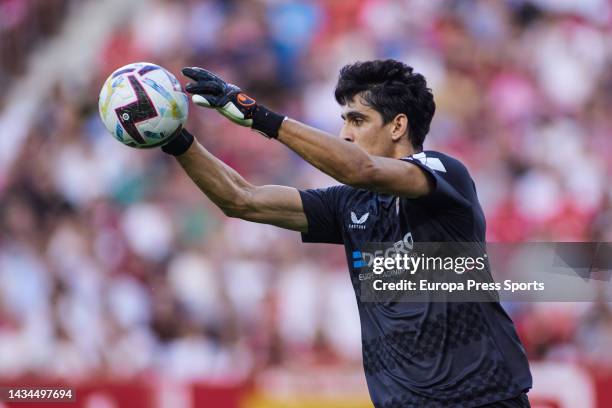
[334,59,435,151]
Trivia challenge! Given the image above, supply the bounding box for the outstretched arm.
[276,119,431,198]
[172,135,307,232]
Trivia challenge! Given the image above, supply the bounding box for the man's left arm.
[277,118,431,198]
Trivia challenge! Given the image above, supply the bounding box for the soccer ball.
[98,62,189,148]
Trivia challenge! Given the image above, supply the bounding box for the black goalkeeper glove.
[181,67,285,139]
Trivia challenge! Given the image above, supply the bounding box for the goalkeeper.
[162,60,532,408]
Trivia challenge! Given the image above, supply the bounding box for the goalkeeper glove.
[181,67,285,139]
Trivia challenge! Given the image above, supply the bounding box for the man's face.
[339,95,395,157]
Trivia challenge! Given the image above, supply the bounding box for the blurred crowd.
[0,0,77,107]
[1,0,612,382]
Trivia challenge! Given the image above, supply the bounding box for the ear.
[390,113,409,142]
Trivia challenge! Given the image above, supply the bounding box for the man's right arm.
[175,139,308,232]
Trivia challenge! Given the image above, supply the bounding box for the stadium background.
[1,0,611,407]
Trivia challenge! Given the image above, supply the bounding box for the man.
[161,60,532,407]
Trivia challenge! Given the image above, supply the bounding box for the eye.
[352,118,364,127]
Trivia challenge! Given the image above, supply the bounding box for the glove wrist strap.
[251,105,285,139]
[162,128,194,156]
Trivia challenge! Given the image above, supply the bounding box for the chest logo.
[350,211,369,229]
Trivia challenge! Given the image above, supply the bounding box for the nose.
[340,126,354,143]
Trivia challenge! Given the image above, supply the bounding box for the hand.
[182,67,285,138]
[182,67,258,127]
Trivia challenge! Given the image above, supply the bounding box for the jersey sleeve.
[401,153,473,210]
[298,186,344,244]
